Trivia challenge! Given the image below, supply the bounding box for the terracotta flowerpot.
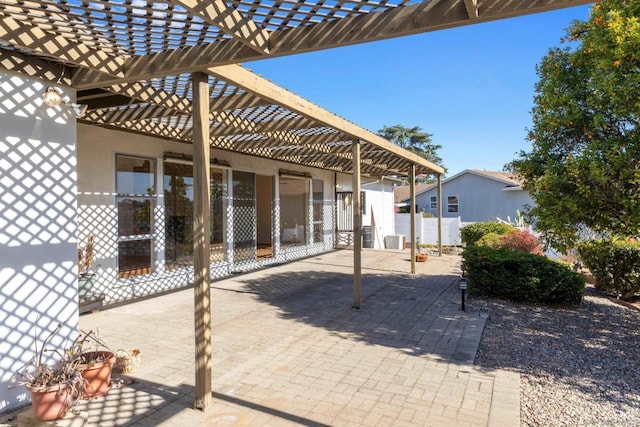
[78,351,116,399]
[415,254,428,262]
[26,383,74,421]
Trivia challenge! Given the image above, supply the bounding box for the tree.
[377,124,445,172]
[509,0,640,251]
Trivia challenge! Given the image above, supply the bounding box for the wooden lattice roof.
[0,0,591,176]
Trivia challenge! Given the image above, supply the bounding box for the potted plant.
[73,330,116,399]
[77,235,105,313]
[77,234,95,299]
[10,324,82,421]
[415,238,428,262]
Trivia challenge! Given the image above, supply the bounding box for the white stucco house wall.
[0,73,80,413]
[396,169,534,223]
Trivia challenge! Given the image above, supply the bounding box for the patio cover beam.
[0,14,124,78]
[170,0,270,54]
[96,120,186,141]
[89,90,271,124]
[70,0,592,89]
[208,64,443,175]
[464,0,478,19]
[0,48,72,86]
[89,82,328,156]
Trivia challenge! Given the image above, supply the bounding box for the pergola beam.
[170,0,270,54]
[0,48,72,86]
[107,83,191,113]
[0,14,124,78]
[70,0,592,89]
[208,64,443,175]
[464,0,479,19]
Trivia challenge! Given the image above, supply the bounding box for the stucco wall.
[0,73,78,413]
[361,180,396,249]
[336,176,397,250]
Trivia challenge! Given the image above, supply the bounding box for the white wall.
[336,176,397,249]
[0,73,79,413]
[362,180,395,249]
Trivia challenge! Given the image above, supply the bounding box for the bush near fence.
[460,222,514,246]
[577,239,640,300]
[462,245,585,305]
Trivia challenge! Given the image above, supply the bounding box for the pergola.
[0,0,591,410]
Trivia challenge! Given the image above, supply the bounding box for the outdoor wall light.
[43,87,64,106]
[42,87,88,118]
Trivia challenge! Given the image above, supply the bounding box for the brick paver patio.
[16,249,520,426]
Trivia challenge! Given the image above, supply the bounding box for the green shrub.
[577,239,640,300]
[476,232,505,248]
[460,222,514,246]
[462,245,585,305]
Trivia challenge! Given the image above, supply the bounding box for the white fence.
[394,214,465,246]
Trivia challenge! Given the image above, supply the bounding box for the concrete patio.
[18,249,520,426]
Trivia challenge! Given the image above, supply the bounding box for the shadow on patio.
[222,255,479,364]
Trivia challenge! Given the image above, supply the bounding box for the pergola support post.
[192,72,212,411]
[410,164,416,274]
[437,173,443,257]
[352,140,362,309]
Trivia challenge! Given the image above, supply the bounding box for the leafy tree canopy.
[509,0,640,251]
[377,124,446,174]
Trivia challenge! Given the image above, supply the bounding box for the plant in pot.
[10,324,83,421]
[77,234,95,300]
[73,330,116,399]
[415,238,428,262]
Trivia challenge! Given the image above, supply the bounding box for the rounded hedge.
[462,245,585,305]
[476,232,504,248]
[460,222,515,246]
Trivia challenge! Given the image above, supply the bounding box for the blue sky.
[247,5,591,176]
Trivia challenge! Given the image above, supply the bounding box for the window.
[430,196,437,209]
[447,195,459,213]
[163,162,227,270]
[116,155,156,278]
[312,180,323,243]
[280,176,308,247]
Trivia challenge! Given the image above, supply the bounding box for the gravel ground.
[468,285,640,426]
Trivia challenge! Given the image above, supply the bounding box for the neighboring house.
[393,183,434,211]
[396,169,534,222]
